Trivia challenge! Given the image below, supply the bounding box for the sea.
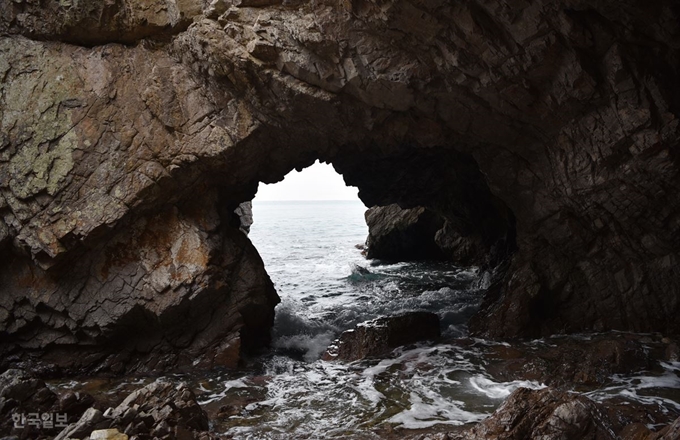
[53,200,680,439]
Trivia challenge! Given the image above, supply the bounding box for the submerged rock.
[484,333,659,388]
[323,312,440,361]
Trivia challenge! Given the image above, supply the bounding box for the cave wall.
[0,0,679,372]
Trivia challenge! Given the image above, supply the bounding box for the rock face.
[323,312,440,361]
[364,204,445,261]
[365,204,504,266]
[1,0,679,372]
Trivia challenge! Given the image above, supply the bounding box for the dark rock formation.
[364,203,505,266]
[234,201,254,234]
[364,204,445,261]
[323,312,440,361]
[55,379,216,440]
[0,369,58,439]
[454,387,617,440]
[483,333,661,388]
[0,369,96,439]
[1,0,679,373]
[413,387,680,440]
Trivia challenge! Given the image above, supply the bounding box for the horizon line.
[253,199,363,202]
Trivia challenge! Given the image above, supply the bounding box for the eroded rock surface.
[365,204,445,262]
[413,387,680,440]
[55,379,216,440]
[0,369,96,439]
[1,0,679,372]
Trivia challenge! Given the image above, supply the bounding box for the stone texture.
[365,203,505,266]
[234,201,254,234]
[1,0,680,373]
[451,387,617,440]
[364,204,445,261]
[413,387,680,440]
[55,379,216,440]
[323,312,440,361]
[90,429,129,440]
[0,369,58,439]
[0,369,98,439]
[484,333,659,388]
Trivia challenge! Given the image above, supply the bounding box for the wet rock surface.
[482,333,667,388]
[452,387,617,440]
[0,369,95,439]
[323,312,441,361]
[55,379,216,440]
[365,203,507,266]
[411,387,680,440]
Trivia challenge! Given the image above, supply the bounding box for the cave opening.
[243,152,515,363]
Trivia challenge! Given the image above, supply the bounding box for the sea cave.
[0,0,679,438]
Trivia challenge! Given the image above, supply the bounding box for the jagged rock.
[323,312,440,361]
[56,379,215,440]
[365,204,506,266]
[0,369,58,439]
[1,0,680,375]
[234,201,254,234]
[364,204,445,261]
[412,387,680,440]
[59,391,97,420]
[450,387,617,440]
[650,416,680,439]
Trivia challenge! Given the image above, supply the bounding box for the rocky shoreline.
[2,327,678,439]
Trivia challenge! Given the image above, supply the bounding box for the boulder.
[90,429,128,440]
[412,387,680,440]
[323,312,440,361]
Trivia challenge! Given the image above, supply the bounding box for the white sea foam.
[468,376,545,399]
[388,391,486,429]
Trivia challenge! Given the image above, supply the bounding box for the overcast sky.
[255,161,359,201]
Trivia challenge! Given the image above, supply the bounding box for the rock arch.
[0,0,679,374]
